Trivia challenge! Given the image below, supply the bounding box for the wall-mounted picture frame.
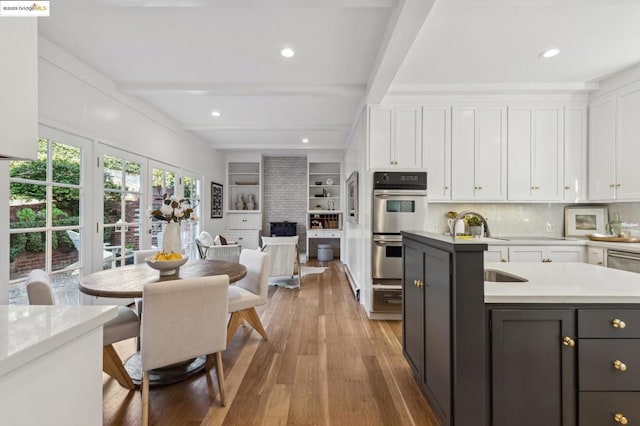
[346,171,358,224]
[210,182,223,219]
[564,205,608,237]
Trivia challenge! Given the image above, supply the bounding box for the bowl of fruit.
[145,252,188,276]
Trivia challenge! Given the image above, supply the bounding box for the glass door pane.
[150,164,177,251]
[98,148,144,270]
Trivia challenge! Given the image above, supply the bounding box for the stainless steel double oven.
[371,171,427,313]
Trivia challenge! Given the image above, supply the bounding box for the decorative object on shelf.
[235,194,245,210]
[315,181,323,185]
[564,205,608,238]
[346,171,358,224]
[325,178,334,185]
[210,181,223,219]
[246,194,255,210]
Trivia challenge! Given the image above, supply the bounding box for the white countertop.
[484,262,640,304]
[0,305,117,378]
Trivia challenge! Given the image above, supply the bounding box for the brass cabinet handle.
[501,259,507,262]
[531,186,540,190]
[614,413,628,424]
[614,360,627,371]
[562,336,575,347]
[610,184,616,188]
[444,186,449,190]
[413,280,424,288]
[542,258,553,263]
[597,261,604,265]
[612,319,627,329]
[564,186,571,190]
[616,183,621,188]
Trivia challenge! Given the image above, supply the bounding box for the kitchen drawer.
[579,339,640,391]
[308,230,342,238]
[580,391,640,426]
[578,309,640,338]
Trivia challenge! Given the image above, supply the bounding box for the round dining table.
[80,258,247,387]
[80,258,247,298]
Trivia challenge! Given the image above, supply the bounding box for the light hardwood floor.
[103,260,439,425]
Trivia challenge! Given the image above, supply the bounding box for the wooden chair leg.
[226,311,245,344]
[142,371,150,426]
[103,344,135,390]
[215,352,226,406]
[205,353,214,372]
[244,308,268,341]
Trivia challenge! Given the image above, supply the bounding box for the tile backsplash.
[427,202,640,237]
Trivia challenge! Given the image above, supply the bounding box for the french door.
[95,145,145,271]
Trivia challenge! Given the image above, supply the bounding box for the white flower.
[160,204,173,216]
[190,212,198,222]
[174,207,185,218]
[169,195,179,203]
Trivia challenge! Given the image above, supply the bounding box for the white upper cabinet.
[0,19,37,160]
[589,82,640,202]
[563,105,588,201]
[589,94,617,200]
[451,105,507,201]
[422,105,451,201]
[616,81,640,200]
[507,105,564,201]
[368,105,422,169]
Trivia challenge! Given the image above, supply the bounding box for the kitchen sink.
[484,269,528,282]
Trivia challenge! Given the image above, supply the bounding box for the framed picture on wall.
[346,171,358,224]
[564,205,608,237]
[210,182,223,219]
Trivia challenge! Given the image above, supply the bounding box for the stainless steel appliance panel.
[607,250,640,274]
[372,190,428,234]
[372,235,403,280]
[372,287,402,313]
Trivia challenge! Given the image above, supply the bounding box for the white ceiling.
[38,0,640,152]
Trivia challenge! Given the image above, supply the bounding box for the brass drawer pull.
[612,319,627,329]
[614,413,628,424]
[613,360,628,371]
[562,336,575,347]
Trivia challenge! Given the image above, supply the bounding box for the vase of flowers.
[150,194,198,254]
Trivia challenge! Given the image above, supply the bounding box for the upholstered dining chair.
[141,275,229,426]
[134,248,159,264]
[260,236,301,287]
[227,249,271,344]
[26,269,140,390]
[195,231,241,262]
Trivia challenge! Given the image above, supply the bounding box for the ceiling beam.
[117,83,365,98]
[98,0,396,8]
[182,123,351,131]
[365,0,437,103]
[387,82,601,95]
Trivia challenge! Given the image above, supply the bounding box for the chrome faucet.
[451,211,491,239]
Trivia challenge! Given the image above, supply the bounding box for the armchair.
[196,231,241,262]
[260,236,301,287]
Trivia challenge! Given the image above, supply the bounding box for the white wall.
[343,108,369,308]
[37,36,226,232]
[3,37,227,299]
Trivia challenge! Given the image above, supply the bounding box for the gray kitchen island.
[402,230,640,426]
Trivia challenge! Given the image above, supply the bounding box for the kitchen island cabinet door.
[402,244,424,378]
[490,309,576,426]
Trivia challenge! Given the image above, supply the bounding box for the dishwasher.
[607,250,640,274]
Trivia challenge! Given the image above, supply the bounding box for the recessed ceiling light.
[539,48,560,59]
[280,48,295,58]
[301,138,309,143]
[211,111,221,117]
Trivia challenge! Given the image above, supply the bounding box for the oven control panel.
[373,171,427,190]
